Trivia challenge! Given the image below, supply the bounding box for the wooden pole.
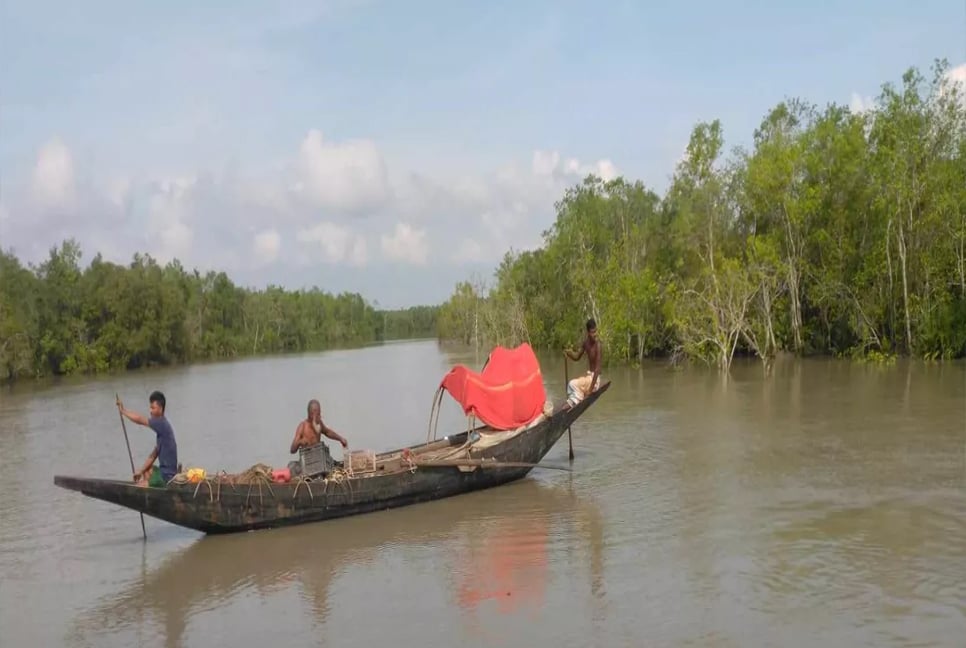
[117,393,147,540]
[564,356,574,461]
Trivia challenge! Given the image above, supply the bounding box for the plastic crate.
[346,449,376,475]
[300,442,335,478]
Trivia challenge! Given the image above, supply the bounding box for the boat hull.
[54,382,608,534]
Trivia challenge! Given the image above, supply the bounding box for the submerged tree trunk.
[782,205,804,353]
[787,264,803,352]
[885,218,895,343]
[896,214,912,353]
[764,285,777,354]
[957,212,966,297]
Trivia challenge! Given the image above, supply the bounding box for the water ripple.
[2,348,965,647]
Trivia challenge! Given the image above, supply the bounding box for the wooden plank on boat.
[414,458,572,472]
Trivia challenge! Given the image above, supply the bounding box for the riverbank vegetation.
[4,61,964,381]
[437,61,966,370]
[0,241,438,381]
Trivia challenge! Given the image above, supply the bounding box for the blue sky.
[1,0,964,307]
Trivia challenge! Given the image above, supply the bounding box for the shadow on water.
[66,478,606,648]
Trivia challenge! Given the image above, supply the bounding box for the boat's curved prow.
[54,475,121,493]
[53,475,152,510]
[54,473,213,532]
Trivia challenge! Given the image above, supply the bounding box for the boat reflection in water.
[456,513,549,615]
[67,478,605,647]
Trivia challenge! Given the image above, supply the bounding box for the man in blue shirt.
[117,390,179,488]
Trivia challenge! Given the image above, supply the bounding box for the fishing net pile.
[168,462,351,488]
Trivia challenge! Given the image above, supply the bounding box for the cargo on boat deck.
[346,449,376,475]
[299,441,335,478]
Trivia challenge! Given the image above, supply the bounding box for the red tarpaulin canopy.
[439,343,547,431]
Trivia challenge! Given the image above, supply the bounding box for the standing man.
[287,399,348,478]
[290,399,348,454]
[563,318,603,408]
[117,391,178,488]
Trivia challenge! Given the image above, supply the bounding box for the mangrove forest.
[0,241,439,381]
[437,61,966,369]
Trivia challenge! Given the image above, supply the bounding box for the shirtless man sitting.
[563,318,603,409]
[290,399,348,455]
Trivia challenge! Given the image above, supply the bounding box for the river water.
[0,340,964,647]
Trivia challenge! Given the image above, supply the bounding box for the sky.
[1,0,965,308]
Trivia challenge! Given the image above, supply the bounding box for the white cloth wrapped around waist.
[566,371,601,406]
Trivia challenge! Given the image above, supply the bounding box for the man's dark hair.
[149,390,166,413]
[586,318,597,331]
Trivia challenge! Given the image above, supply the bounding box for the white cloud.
[159,222,194,262]
[31,138,75,208]
[382,147,620,264]
[947,63,966,86]
[852,62,966,114]
[145,177,196,264]
[253,229,281,265]
[296,221,368,267]
[532,150,562,177]
[105,176,132,208]
[595,159,619,182]
[451,238,487,264]
[2,130,620,303]
[941,63,966,105]
[291,129,390,214]
[347,234,368,267]
[531,149,618,182]
[381,222,429,265]
[849,92,875,114]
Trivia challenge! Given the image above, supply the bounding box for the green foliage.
[0,242,437,382]
[437,59,966,368]
[379,305,440,340]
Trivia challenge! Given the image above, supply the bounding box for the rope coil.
[292,475,314,500]
[159,462,364,507]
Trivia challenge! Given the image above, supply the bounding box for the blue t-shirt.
[148,415,178,481]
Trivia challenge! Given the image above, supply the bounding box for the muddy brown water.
[1,340,964,647]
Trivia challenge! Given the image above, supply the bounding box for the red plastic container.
[272,467,291,483]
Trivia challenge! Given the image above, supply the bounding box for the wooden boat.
[54,346,610,535]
